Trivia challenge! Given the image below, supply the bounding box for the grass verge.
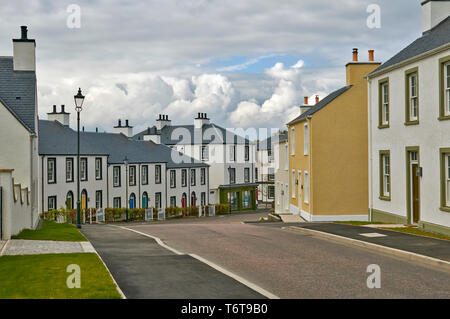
[335,221,392,226]
[380,227,450,241]
[0,253,121,299]
[12,220,87,242]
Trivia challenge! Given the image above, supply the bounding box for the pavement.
[0,239,95,256]
[81,224,265,299]
[288,223,450,262]
[279,214,306,223]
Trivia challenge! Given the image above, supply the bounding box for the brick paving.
[2,240,94,256]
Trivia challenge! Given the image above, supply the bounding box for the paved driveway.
[81,224,265,299]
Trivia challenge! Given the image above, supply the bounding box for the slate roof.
[287,85,352,125]
[0,57,36,133]
[133,123,253,145]
[38,120,208,168]
[257,132,288,150]
[370,15,450,75]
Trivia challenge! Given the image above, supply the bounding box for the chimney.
[143,126,161,144]
[315,95,320,104]
[96,127,98,133]
[194,112,210,129]
[47,105,70,126]
[304,96,308,105]
[300,96,312,114]
[352,48,358,62]
[12,26,36,72]
[114,119,133,137]
[422,0,450,34]
[368,50,374,62]
[156,114,171,130]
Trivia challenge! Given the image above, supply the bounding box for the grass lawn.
[380,227,450,241]
[0,253,121,299]
[12,220,87,242]
[335,221,392,226]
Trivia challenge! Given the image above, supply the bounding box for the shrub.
[215,203,230,215]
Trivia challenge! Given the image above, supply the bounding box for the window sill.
[379,195,391,201]
[378,124,390,129]
[439,206,450,213]
[438,115,450,121]
[404,120,419,126]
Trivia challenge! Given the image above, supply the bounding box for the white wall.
[369,49,450,229]
[275,140,289,214]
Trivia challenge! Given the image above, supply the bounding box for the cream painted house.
[0,26,39,239]
[368,0,450,235]
[274,133,289,214]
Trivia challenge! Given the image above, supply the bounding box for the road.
[119,211,450,298]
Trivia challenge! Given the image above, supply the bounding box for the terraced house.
[287,50,380,221]
[133,113,258,211]
[0,26,39,239]
[368,0,450,235]
[39,107,209,213]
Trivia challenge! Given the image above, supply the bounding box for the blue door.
[130,197,135,209]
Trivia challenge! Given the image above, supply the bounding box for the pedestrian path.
[288,223,450,262]
[1,239,96,256]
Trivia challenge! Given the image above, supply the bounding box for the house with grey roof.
[367,0,450,235]
[39,108,209,213]
[0,26,40,239]
[133,113,258,211]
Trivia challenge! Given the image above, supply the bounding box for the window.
[440,148,450,210]
[304,124,309,155]
[66,192,74,209]
[245,145,249,161]
[80,158,88,181]
[155,192,162,209]
[405,68,419,124]
[244,168,250,183]
[304,171,309,203]
[201,168,206,185]
[268,167,275,181]
[95,191,102,209]
[182,169,187,187]
[439,57,450,120]
[229,145,236,162]
[191,169,196,186]
[47,158,56,184]
[170,170,176,188]
[229,168,236,184]
[268,149,273,162]
[155,165,161,184]
[291,128,295,155]
[379,151,391,200]
[285,143,289,170]
[292,170,296,198]
[129,165,136,186]
[142,165,148,185]
[113,197,121,208]
[255,168,258,182]
[201,145,209,161]
[48,196,57,211]
[170,196,176,207]
[268,186,275,199]
[242,190,250,209]
[66,158,73,182]
[95,158,102,180]
[113,166,121,187]
[379,79,390,128]
[201,192,206,206]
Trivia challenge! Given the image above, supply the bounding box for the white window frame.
[409,73,418,121]
[113,166,121,187]
[142,165,148,185]
[201,145,209,161]
[382,83,389,125]
[446,154,450,207]
[47,158,56,184]
[113,197,121,208]
[66,158,73,182]
[95,190,102,209]
[268,185,275,199]
[291,128,295,155]
[229,145,236,162]
[170,170,176,188]
[285,143,289,170]
[304,124,309,155]
[383,154,390,197]
[80,158,88,181]
[129,165,136,186]
[304,171,309,203]
[445,62,450,116]
[95,158,102,180]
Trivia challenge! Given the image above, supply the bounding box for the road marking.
[359,233,387,238]
[115,225,280,299]
[114,225,183,255]
[189,253,280,299]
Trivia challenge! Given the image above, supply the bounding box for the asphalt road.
[122,212,450,299]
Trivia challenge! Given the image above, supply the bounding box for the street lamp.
[123,156,129,222]
[74,88,85,229]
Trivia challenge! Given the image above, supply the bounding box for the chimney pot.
[126,119,129,127]
[61,105,65,113]
[52,105,56,113]
[304,96,309,105]
[368,50,374,62]
[315,95,320,104]
[20,26,28,40]
[82,126,85,132]
[96,127,98,133]
[352,48,358,62]
[118,119,122,127]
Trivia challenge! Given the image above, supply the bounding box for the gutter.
[368,80,373,222]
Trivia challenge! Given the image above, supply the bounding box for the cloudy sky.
[0,0,421,136]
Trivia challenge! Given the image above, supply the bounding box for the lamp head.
[74,88,85,112]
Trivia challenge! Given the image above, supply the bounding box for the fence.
[97,208,105,223]
[145,208,153,221]
[157,209,165,221]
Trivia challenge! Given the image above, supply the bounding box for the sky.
[0,0,422,137]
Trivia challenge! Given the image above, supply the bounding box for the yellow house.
[287,49,381,221]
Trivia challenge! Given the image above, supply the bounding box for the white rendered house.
[368,0,450,235]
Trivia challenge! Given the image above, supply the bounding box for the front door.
[411,164,420,224]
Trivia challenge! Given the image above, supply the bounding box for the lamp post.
[74,88,85,229]
[123,156,129,222]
